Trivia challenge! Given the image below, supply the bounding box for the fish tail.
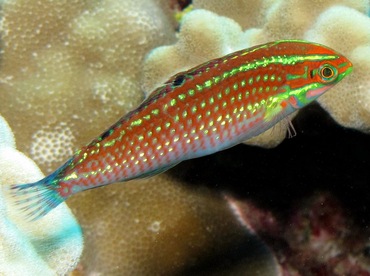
[8,175,65,221]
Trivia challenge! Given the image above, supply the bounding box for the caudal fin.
[8,176,65,221]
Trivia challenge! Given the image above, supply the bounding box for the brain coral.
[0,115,83,275]
[0,0,176,173]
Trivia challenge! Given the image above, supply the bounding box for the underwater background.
[0,0,370,275]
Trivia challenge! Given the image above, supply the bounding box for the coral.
[228,193,370,275]
[0,115,83,275]
[305,6,370,130]
[143,0,370,144]
[0,0,177,173]
[68,174,280,275]
[0,1,282,274]
[193,0,276,29]
[2,0,370,275]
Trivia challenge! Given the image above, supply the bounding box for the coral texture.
[0,115,83,275]
[305,6,370,130]
[69,175,280,275]
[0,0,176,173]
[143,0,370,144]
[1,0,370,275]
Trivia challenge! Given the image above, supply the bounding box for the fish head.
[282,41,353,109]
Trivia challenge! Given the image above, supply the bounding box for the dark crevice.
[168,102,370,226]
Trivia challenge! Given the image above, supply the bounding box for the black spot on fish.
[173,74,186,87]
[100,129,113,141]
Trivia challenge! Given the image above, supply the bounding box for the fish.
[9,40,352,220]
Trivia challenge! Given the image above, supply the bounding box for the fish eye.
[321,67,333,78]
[318,64,338,83]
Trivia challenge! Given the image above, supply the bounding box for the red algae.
[227,192,370,275]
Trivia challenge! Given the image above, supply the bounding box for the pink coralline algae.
[228,193,370,275]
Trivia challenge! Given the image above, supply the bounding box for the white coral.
[0,115,83,275]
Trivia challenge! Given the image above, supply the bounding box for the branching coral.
[0,115,83,275]
[143,0,370,145]
[305,6,370,130]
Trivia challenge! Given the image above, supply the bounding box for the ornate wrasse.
[9,40,352,220]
